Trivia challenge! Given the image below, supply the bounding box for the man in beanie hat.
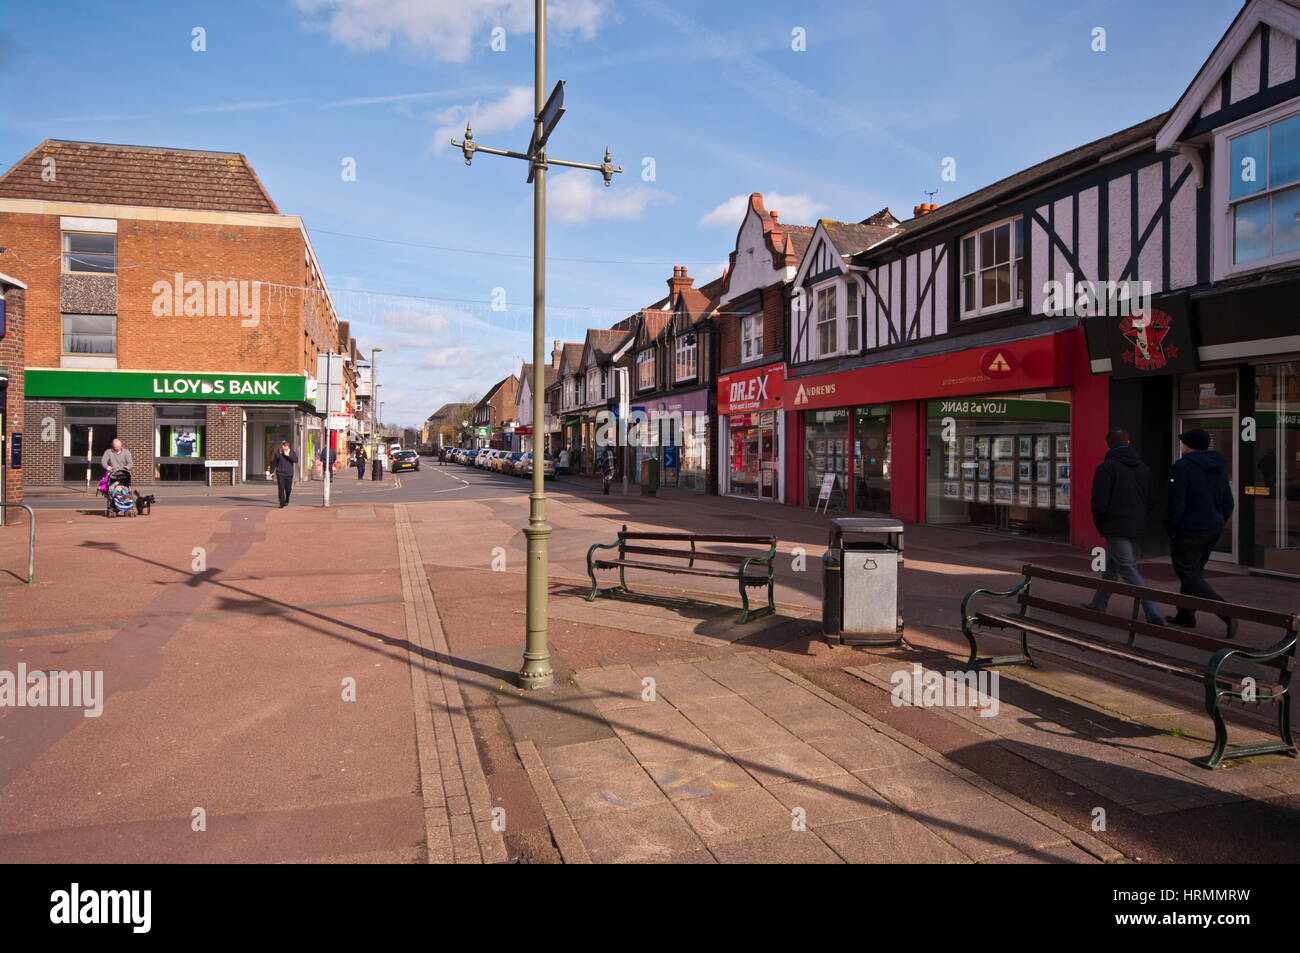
[1165,428,1236,634]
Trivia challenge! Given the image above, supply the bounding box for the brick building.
[0,140,342,486]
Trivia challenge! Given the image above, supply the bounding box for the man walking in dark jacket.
[1165,428,1236,634]
[1083,429,1167,624]
[270,440,298,508]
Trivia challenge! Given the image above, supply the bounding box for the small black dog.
[133,491,156,515]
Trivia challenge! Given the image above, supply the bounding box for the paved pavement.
[1,459,1297,862]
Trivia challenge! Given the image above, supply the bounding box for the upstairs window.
[741,314,763,362]
[960,218,1023,317]
[1224,109,1300,269]
[675,332,697,381]
[63,313,115,354]
[816,286,837,356]
[575,374,585,406]
[63,232,116,274]
[637,350,655,391]
[845,282,859,351]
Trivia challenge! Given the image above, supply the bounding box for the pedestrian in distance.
[1165,428,1237,635]
[1081,428,1167,625]
[557,445,570,476]
[270,440,298,508]
[355,447,367,480]
[317,445,337,476]
[601,447,616,494]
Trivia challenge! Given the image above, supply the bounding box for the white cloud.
[293,0,611,63]
[699,192,825,229]
[548,170,668,225]
[430,86,533,153]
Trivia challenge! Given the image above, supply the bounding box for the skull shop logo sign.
[1118,307,1175,372]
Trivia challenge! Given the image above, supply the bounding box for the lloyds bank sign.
[26,369,308,403]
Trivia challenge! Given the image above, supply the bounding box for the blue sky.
[1,0,1239,426]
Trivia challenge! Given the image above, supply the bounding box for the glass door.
[1176,413,1237,560]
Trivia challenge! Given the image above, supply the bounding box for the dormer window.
[816,285,838,356]
[960,217,1024,317]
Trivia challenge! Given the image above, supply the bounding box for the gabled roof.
[557,343,585,378]
[0,139,280,213]
[427,402,465,422]
[719,192,814,297]
[673,275,725,327]
[518,363,558,394]
[584,329,630,364]
[818,220,898,257]
[850,112,1167,262]
[1156,0,1300,150]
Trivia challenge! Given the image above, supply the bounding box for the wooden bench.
[586,526,776,624]
[961,564,1297,769]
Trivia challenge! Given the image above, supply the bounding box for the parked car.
[391,449,420,472]
[522,452,555,479]
[500,451,523,474]
[476,449,495,469]
[514,452,531,476]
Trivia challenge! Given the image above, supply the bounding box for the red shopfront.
[784,327,1107,548]
[718,363,785,501]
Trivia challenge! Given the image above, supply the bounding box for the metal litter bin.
[640,457,659,495]
[822,517,903,646]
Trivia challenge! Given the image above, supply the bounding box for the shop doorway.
[247,414,292,481]
[1253,362,1300,574]
[728,412,779,499]
[1176,413,1237,561]
[63,405,117,483]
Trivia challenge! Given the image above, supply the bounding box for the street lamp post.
[451,0,622,690]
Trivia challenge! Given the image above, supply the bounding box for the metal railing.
[0,502,35,584]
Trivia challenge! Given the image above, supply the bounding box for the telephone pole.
[451,0,622,690]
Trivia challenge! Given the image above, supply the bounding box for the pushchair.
[98,468,136,517]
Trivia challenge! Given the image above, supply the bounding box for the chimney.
[667,265,694,297]
[770,210,778,224]
[551,339,562,370]
[913,203,940,217]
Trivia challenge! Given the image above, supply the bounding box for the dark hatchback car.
[391,449,421,472]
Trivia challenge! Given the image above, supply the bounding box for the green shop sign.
[26,369,308,403]
[928,397,1070,422]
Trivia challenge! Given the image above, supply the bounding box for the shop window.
[62,404,117,482]
[156,406,207,481]
[1217,104,1300,275]
[62,231,116,273]
[960,217,1024,317]
[804,409,849,510]
[925,390,1071,539]
[741,314,763,362]
[62,313,115,354]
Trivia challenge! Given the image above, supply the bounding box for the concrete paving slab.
[643,753,760,800]
[735,741,847,786]
[817,813,973,864]
[808,730,929,772]
[916,795,1069,860]
[767,772,894,828]
[552,765,668,819]
[711,831,844,864]
[673,785,793,847]
[854,761,986,811]
[540,737,639,782]
[570,802,705,863]
[618,724,721,764]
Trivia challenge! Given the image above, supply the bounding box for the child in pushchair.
[99,468,136,517]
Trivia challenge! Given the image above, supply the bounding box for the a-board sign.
[818,473,836,501]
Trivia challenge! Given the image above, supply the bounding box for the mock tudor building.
[0,139,343,486]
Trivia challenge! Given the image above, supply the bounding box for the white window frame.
[598,368,607,401]
[959,216,1024,317]
[637,349,655,391]
[815,283,839,357]
[575,374,585,407]
[1212,96,1300,282]
[845,279,859,352]
[741,313,763,363]
[675,332,697,382]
